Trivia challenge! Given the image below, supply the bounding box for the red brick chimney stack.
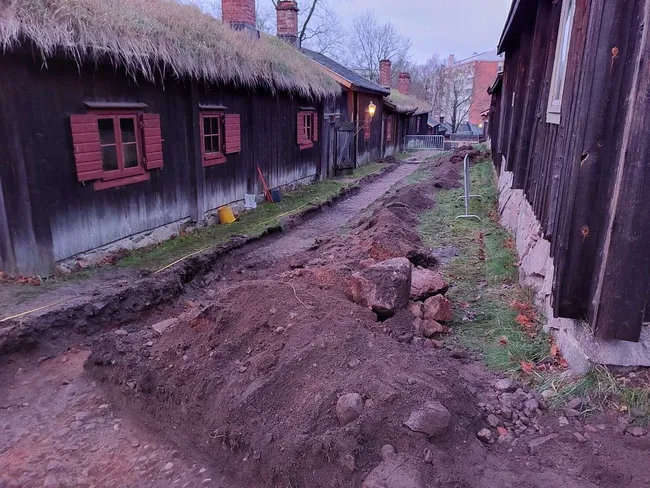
[398,72,411,95]
[379,59,392,88]
[222,0,257,32]
[277,1,300,47]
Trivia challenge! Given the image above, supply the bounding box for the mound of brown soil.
[87,280,482,487]
[86,148,496,487]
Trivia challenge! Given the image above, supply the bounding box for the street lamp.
[368,101,377,119]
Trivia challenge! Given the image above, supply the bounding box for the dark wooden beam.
[590,0,650,341]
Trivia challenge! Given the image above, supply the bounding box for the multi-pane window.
[547,0,576,124]
[298,110,317,149]
[96,114,144,180]
[200,113,226,165]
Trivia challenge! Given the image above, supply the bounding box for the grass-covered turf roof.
[0,0,341,99]
[386,90,432,115]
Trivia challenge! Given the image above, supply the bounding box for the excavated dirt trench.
[2,150,650,488]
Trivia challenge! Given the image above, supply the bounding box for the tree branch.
[300,0,318,42]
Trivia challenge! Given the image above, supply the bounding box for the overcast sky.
[335,0,512,62]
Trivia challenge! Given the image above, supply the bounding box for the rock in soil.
[403,400,451,437]
[494,378,517,393]
[410,268,447,301]
[486,414,501,428]
[528,434,558,454]
[380,444,396,461]
[336,393,364,426]
[349,258,412,317]
[422,295,453,322]
[407,301,424,319]
[362,456,423,488]
[566,397,583,411]
[626,426,647,438]
[419,319,445,338]
[477,428,494,444]
[151,318,179,335]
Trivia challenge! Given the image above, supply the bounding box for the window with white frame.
[547,0,576,124]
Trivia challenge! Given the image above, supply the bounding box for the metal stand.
[455,154,483,221]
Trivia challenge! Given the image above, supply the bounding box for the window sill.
[299,142,314,150]
[93,172,151,191]
[546,112,561,125]
[203,154,227,167]
[101,167,146,181]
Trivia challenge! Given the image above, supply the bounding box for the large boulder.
[350,258,412,317]
[410,268,447,301]
[423,295,453,323]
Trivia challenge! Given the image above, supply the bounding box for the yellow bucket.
[217,206,236,224]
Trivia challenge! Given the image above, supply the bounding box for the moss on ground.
[418,160,549,374]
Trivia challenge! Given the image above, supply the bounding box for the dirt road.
[244,161,420,262]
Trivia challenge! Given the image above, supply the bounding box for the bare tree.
[346,10,412,83]
[427,61,473,132]
[404,55,443,102]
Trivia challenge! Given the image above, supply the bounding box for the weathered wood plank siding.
[489,0,650,341]
[356,92,385,166]
[200,86,320,213]
[0,53,322,275]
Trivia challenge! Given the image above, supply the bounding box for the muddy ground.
[2,150,650,487]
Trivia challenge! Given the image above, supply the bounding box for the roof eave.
[497,0,521,54]
[352,84,391,96]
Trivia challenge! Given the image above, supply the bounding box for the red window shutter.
[297,112,306,145]
[141,113,164,170]
[70,114,103,182]
[224,114,241,154]
[312,113,318,142]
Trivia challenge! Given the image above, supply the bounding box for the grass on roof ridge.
[0,0,341,98]
[387,89,432,115]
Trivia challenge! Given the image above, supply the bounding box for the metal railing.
[404,135,445,150]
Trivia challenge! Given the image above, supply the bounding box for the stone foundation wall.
[497,158,650,373]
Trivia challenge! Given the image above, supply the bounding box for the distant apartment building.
[451,50,504,127]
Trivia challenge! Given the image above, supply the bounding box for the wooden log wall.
[0,53,322,275]
[490,0,650,341]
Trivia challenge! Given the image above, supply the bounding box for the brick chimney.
[398,72,411,95]
[379,60,392,88]
[277,1,299,47]
[439,115,445,124]
[222,0,256,32]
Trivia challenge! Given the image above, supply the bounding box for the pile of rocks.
[349,257,452,343]
[477,379,547,444]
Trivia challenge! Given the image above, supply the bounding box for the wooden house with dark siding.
[0,0,340,276]
[489,0,650,348]
[299,48,390,173]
